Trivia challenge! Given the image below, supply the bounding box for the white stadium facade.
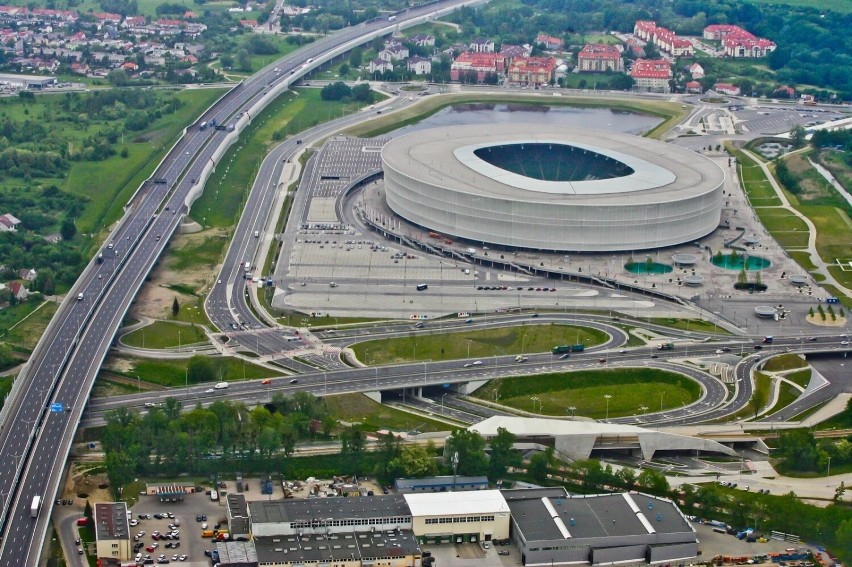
[381,124,725,252]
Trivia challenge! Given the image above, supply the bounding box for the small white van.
[214,382,229,390]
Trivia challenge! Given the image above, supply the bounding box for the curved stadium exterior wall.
[381,125,725,252]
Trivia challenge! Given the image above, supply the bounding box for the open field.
[351,324,609,365]
[0,300,59,352]
[727,144,783,206]
[122,321,209,349]
[473,368,700,419]
[756,209,810,232]
[324,393,452,434]
[762,353,808,372]
[99,355,277,389]
[344,93,684,140]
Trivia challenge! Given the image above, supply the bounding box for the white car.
[472,360,482,365]
[715,349,725,354]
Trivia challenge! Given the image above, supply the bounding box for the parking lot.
[127,491,227,565]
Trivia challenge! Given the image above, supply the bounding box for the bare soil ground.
[130,229,224,320]
[60,463,112,504]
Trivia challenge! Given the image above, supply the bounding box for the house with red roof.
[686,81,702,94]
[714,83,740,96]
[8,281,28,300]
[577,44,623,73]
[450,52,506,83]
[507,56,555,86]
[630,59,672,93]
[633,21,657,42]
[535,33,563,51]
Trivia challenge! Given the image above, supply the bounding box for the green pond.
[624,262,673,274]
[711,254,771,271]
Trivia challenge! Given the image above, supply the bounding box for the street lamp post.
[604,394,612,421]
[826,456,831,487]
[441,393,447,415]
[660,390,666,412]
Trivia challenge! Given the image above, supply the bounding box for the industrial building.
[394,475,488,493]
[0,73,56,89]
[381,125,724,252]
[470,416,739,461]
[93,502,131,563]
[406,490,510,544]
[504,488,698,566]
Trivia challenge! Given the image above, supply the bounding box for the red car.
[146,545,156,553]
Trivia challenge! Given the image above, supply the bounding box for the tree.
[777,429,822,471]
[187,355,217,384]
[751,376,769,417]
[84,499,93,524]
[60,217,77,241]
[172,297,180,317]
[834,481,846,502]
[444,429,488,476]
[791,125,807,149]
[340,425,365,475]
[320,81,351,101]
[487,427,520,481]
[389,442,438,478]
[527,448,553,484]
[637,469,670,494]
[236,48,252,72]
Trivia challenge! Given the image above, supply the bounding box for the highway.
[79,328,851,427]
[0,1,486,563]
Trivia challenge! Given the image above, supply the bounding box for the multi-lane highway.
[0,1,486,562]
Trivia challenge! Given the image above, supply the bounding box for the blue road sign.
[50,402,63,413]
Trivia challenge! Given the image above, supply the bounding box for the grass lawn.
[788,251,817,271]
[726,143,783,206]
[761,353,807,372]
[122,321,209,349]
[785,368,812,388]
[797,204,852,289]
[648,317,729,334]
[324,393,453,433]
[0,299,59,351]
[351,324,609,364]
[169,232,228,271]
[755,209,810,232]
[192,87,369,228]
[721,372,771,422]
[819,150,852,191]
[473,368,700,419]
[343,93,683,140]
[67,88,227,238]
[107,356,277,388]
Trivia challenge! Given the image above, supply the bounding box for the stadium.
[380,124,725,252]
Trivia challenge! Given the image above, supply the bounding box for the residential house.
[499,44,531,62]
[508,56,555,86]
[19,268,36,281]
[239,19,257,29]
[378,44,409,62]
[630,58,672,92]
[450,52,506,83]
[0,213,20,232]
[633,20,657,42]
[686,80,702,93]
[774,85,795,98]
[469,38,495,53]
[8,281,28,300]
[535,33,563,51]
[625,38,645,58]
[704,24,776,58]
[368,58,393,75]
[689,62,704,79]
[577,43,623,73]
[714,82,741,96]
[703,24,744,41]
[407,56,431,75]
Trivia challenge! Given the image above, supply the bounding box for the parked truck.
[30,495,41,518]
[657,342,674,350]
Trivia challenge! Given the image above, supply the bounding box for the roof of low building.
[253,529,419,564]
[404,489,509,518]
[249,495,410,525]
[94,502,130,542]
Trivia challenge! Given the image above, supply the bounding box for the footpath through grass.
[122,321,209,349]
[474,368,700,419]
[351,324,609,365]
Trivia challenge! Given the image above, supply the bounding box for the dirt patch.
[129,229,224,320]
[806,314,848,327]
[60,463,113,504]
[104,356,134,373]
